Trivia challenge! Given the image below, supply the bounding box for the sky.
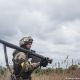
[0,0,80,67]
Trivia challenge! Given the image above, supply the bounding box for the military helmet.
[19,36,33,46]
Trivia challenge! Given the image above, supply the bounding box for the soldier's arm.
[14,52,40,70]
[14,52,27,64]
[28,62,40,71]
[14,52,41,72]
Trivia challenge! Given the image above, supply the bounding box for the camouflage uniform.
[12,36,40,80]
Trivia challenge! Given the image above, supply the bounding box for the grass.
[0,65,80,80]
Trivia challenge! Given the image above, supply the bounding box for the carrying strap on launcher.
[3,45,16,80]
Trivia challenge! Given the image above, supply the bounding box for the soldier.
[12,36,48,80]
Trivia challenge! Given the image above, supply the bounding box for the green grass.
[0,66,6,76]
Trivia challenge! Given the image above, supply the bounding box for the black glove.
[40,58,48,67]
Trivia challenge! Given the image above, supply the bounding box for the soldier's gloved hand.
[40,58,48,67]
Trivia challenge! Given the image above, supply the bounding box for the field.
[0,65,80,80]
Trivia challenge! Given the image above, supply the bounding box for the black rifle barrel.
[0,39,45,59]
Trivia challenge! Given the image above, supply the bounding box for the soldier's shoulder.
[13,50,26,57]
[13,50,20,57]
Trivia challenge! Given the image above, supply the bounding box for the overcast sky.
[0,0,80,66]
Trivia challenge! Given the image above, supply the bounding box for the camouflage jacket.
[12,50,40,76]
